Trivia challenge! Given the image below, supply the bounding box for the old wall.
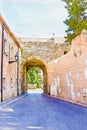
[0,22,21,101]
[3,29,18,100]
[47,30,87,105]
[0,23,2,100]
[18,37,70,63]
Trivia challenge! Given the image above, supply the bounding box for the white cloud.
[12,0,58,4]
[12,0,67,25]
[0,0,67,37]
[47,7,67,20]
[0,0,3,6]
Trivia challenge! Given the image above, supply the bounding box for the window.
[10,78,13,88]
[9,37,15,60]
[64,51,67,55]
[3,77,6,90]
[4,29,9,55]
[10,45,14,60]
[3,38,6,53]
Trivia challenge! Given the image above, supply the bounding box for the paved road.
[0,94,87,130]
[27,88,43,94]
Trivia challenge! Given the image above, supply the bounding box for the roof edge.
[0,15,22,50]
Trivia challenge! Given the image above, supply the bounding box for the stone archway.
[21,58,48,94]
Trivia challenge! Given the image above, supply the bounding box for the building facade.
[18,36,71,95]
[47,30,87,106]
[0,16,21,102]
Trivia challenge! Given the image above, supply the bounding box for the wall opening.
[64,51,68,55]
[21,58,48,94]
[27,67,44,94]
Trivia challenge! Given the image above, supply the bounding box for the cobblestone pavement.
[0,93,87,130]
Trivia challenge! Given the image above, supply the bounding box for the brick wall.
[47,30,87,105]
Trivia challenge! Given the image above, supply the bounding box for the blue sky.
[0,0,68,38]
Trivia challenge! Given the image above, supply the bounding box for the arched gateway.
[21,57,48,94]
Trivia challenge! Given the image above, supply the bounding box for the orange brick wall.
[47,30,87,105]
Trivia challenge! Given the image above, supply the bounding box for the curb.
[44,94,87,108]
[0,94,28,110]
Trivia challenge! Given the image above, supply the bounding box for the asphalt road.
[0,93,87,130]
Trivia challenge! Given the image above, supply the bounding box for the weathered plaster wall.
[3,29,18,100]
[47,30,87,105]
[0,24,2,101]
[0,23,21,101]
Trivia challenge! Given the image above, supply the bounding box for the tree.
[27,67,43,88]
[62,0,87,43]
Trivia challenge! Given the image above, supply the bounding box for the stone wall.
[18,37,71,63]
[47,30,87,106]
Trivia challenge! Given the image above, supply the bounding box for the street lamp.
[14,53,18,61]
[8,51,19,96]
[8,53,18,64]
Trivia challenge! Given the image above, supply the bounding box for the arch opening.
[21,58,48,94]
[27,67,43,93]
